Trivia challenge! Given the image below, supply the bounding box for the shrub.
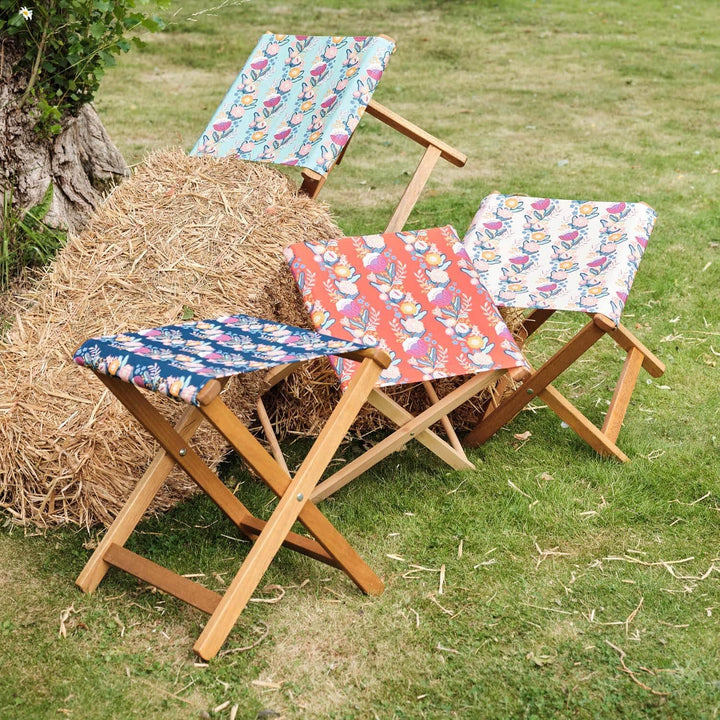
[1,185,66,291]
[0,0,169,133]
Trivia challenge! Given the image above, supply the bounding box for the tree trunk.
[1,39,129,234]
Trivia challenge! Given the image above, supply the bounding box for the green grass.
[2,0,720,717]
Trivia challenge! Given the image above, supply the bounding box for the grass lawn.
[1,0,719,718]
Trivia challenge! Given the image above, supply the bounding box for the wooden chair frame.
[76,347,390,660]
[299,99,467,236]
[464,310,665,461]
[259,225,530,501]
[260,365,507,502]
[279,111,470,482]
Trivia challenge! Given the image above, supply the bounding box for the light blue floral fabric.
[191,34,395,177]
[73,314,374,406]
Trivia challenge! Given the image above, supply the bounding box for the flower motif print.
[285,226,528,389]
[191,34,395,177]
[74,314,373,406]
[463,194,657,324]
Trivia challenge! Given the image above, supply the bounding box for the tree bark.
[1,38,129,234]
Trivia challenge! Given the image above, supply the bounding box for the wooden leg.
[464,319,605,447]
[255,397,289,475]
[299,169,327,198]
[384,145,442,233]
[421,380,465,454]
[367,388,474,470]
[593,315,666,378]
[601,346,644,444]
[199,382,385,595]
[538,385,629,462]
[76,404,205,594]
[311,371,503,502]
[193,356,385,660]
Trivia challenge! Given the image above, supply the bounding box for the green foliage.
[0,0,169,133]
[1,184,66,290]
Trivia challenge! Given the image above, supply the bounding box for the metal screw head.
[526,388,534,395]
[178,448,187,457]
[297,493,304,502]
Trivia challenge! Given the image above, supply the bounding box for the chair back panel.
[191,34,394,177]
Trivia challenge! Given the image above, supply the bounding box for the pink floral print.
[285,226,528,389]
[191,34,394,177]
[463,194,657,323]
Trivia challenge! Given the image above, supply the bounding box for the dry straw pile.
[0,148,333,528]
[0,147,522,529]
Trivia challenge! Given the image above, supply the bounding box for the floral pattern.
[285,226,528,389]
[463,194,657,324]
[191,34,394,177]
[73,314,373,406]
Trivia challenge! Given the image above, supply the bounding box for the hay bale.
[0,146,525,529]
[0,148,337,528]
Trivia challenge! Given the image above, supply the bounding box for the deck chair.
[191,33,466,229]
[72,313,391,660]
[281,225,529,501]
[462,193,665,461]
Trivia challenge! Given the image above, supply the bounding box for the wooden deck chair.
[72,314,390,660]
[462,193,665,461]
[190,33,466,229]
[279,225,529,501]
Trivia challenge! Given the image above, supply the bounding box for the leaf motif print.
[190,34,394,175]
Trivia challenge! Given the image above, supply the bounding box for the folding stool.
[73,314,390,659]
[462,193,665,461]
[282,225,529,500]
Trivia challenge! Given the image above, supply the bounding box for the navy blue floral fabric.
[73,314,374,405]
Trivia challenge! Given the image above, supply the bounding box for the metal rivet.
[297,493,304,502]
[526,388,534,395]
[179,448,187,457]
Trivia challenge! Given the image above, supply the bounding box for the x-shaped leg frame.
[257,363,479,493]
[76,350,388,660]
[464,310,666,461]
[310,369,505,501]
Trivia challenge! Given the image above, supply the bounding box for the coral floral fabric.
[73,314,372,406]
[191,34,394,177]
[285,226,528,389]
[463,194,657,324]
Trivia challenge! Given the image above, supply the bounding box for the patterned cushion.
[463,194,657,324]
[285,226,528,389]
[73,314,373,406]
[191,34,395,177]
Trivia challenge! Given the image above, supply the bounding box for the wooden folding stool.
[277,225,529,501]
[191,33,466,228]
[73,314,390,659]
[462,193,665,461]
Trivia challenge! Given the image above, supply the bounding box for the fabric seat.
[73,313,390,659]
[462,193,665,460]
